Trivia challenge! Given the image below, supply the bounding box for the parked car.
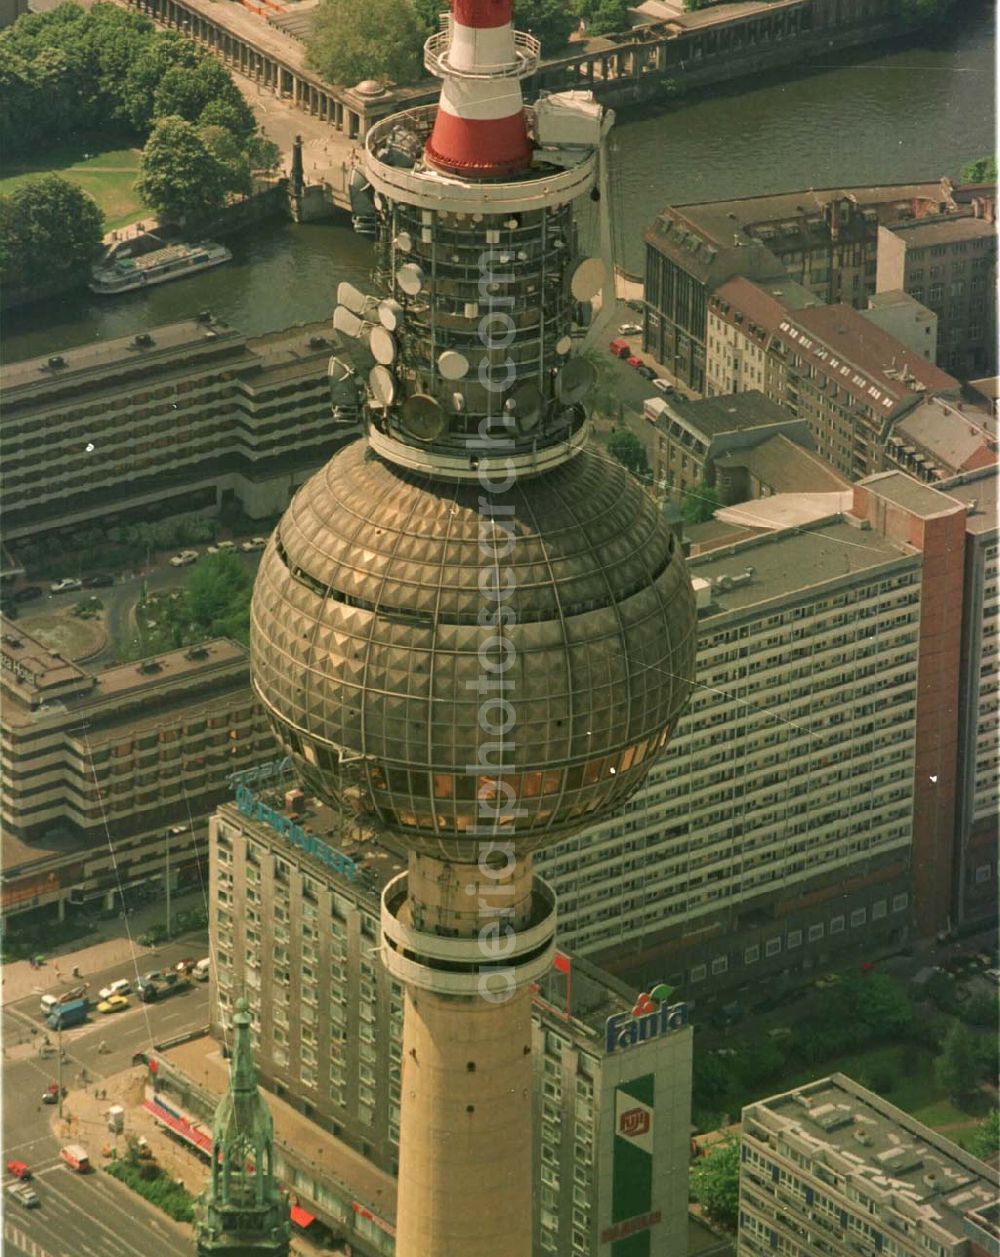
[49,577,82,594]
[13,586,43,603]
[6,1160,31,1180]
[96,994,130,1014]
[984,968,1000,986]
[42,1084,67,1105]
[98,978,131,1001]
[608,338,630,358]
[175,958,197,975]
[6,1182,39,1208]
[168,550,198,567]
[814,973,842,989]
[651,379,675,395]
[619,322,642,335]
[206,540,237,555]
[239,537,267,552]
[636,364,657,380]
[82,573,114,588]
[626,356,643,369]
[194,957,211,982]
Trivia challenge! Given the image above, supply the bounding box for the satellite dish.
[337,281,367,315]
[378,299,404,331]
[396,263,425,296]
[333,306,364,338]
[328,356,354,382]
[400,393,446,443]
[509,382,544,434]
[570,257,606,302]
[555,335,572,356]
[438,350,469,380]
[394,231,413,253]
[368,366,396,409]
[369,326,397,365]
[556,357,597,404]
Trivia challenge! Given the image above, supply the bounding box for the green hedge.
[105,1157,195,1223]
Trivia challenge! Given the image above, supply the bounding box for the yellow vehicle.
[96,994,130,1014]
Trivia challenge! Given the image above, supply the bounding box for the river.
[2,2,994,361]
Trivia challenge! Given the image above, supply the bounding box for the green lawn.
[0,141,145,231]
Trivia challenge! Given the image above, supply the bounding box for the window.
[871,899,887,920]
[744,944,760,965]
[808,923,824,942]
[787,930,802,949]
[830,915,845,934]
[975,864,992,884]
[892,893,909,912]
[711,956,728,975]
[851,908,867,928]
[690,963,707,983]
[765,937,781,958]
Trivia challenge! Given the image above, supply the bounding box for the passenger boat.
[89,242,232,295]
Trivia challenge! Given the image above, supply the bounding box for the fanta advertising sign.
[604,982,688,1055]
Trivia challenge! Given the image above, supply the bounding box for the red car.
[627,356,643,369]
[6,1161,31,1179]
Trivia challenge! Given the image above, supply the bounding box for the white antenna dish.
[509,382,544,434]
[556,357,597,404]
[333,306,365,338]
[555,335,572,356]
[570,257,606,302]
[394,231,413,253]
[337,281,368,315]
[377,299,404,331]
[368,365,396,409]
[438,350,470,381]
[401,393,446,443]
[370,326,397,366]
[396,263,425,296]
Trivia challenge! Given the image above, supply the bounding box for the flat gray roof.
[938,468,999,538]
[859,470,968,520]
[657,389,793,437]
[688,516,914,617]
[887,214,997,248]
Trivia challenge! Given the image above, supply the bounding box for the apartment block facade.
[739,1074,1000,1257]
[534,474,974,988]
[0,621,275,919]
[1,317,350,542]
[877,201,997,379]
[643,181,953,391]
[705,276,959,479]
[208,798,692,1257]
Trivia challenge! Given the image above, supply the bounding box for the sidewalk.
[1,890,207,1007]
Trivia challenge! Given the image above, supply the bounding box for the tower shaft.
[382,852,556,1257]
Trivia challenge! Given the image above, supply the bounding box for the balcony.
[424,23,540,81]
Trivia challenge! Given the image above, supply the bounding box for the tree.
[187,553,252,643]
[606,430,649,477]
[137,115,229,225]
[893,0,958,26]
[307,0,423,86]
[198,125,253,199]
[519,0,577,53]
[691,1135,740,1231]
[682,480,721,524]
[967,1109,999,1163]
[154,59,255,139]
[935,1022,979,1105]
[960,156,997,184]
[844,973,914,1039]
[247,135,282,175]
[413,0,447,39]
[579,0,630,36]
[0,174,104,290]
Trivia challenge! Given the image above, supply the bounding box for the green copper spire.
[195,998,291,1257]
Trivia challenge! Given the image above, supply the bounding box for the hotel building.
[0,620,275,920]
[739,1074,1000,1257]
[1,317,350,543]
[208,796,692,1257]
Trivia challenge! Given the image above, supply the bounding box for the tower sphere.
[250,439,696,863]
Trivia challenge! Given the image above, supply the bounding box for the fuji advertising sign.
[604,982,688,1055]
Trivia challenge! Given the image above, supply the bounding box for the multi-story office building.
[644,181,953,391]
[646,389,845,504]
[862,290,938,363]
[208,796,693,1257]
[739,1074,1000,1257]
[941,468,999,930]
[882,396,997,487]
[705,276,959,479]
[877,200,998,378]
[534,472,970,985]
[1,317,351,542]
[0,620,275,919]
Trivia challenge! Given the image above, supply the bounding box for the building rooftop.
[746,1074,1000,1249]
[891,397,997,477]
[656,388,799,438]
[883,213,998,248]
[867,288,934,314]
[714,491,854,533]
[2,317,246,396]
[859,470,973,521]
[712,275,820,334]
[937,467,999,539]
[713,432,849,493]
[687,515,915,616]
[0,618,92,707]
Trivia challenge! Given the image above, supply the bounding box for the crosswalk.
[4,1219,54,1257]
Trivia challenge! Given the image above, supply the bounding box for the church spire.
[195,998,291,1256]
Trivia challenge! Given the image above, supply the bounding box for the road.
[2,935,211,1257]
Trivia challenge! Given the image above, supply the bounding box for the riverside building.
[0,317,351,544]
[738,1074,1000,1257]
[0,620,274,921]
[207,795,693,1257]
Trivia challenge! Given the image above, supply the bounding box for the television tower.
[250,3,697,1253]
